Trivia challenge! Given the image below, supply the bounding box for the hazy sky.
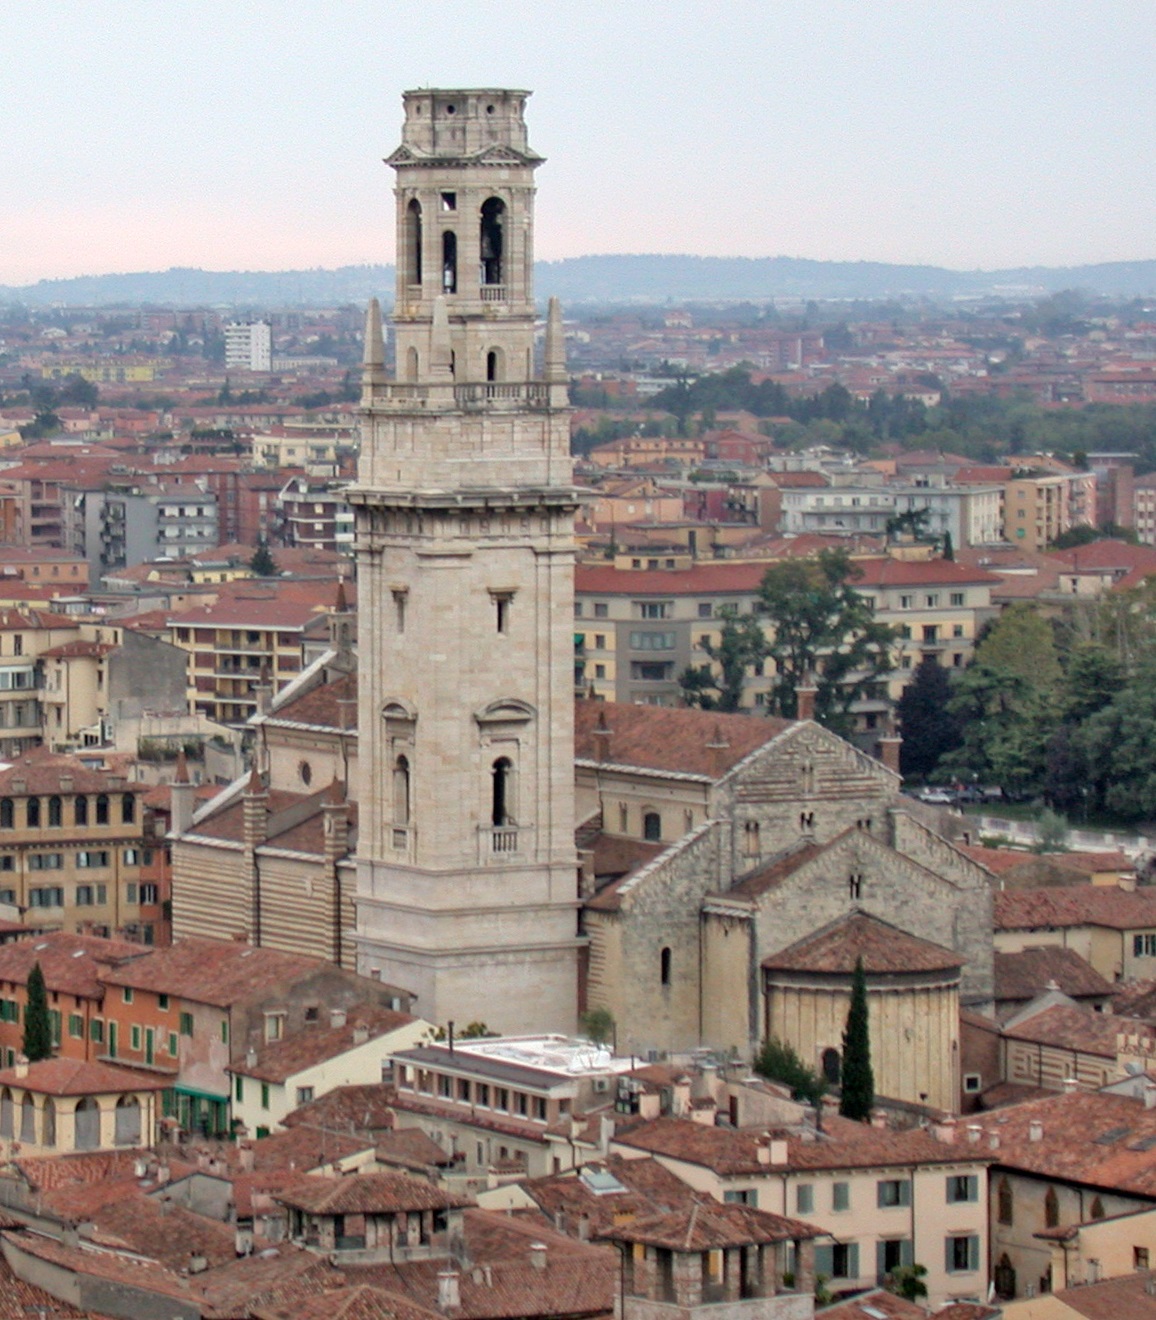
[2,1,1153,283]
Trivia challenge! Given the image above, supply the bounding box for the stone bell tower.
[348,89,580,1032]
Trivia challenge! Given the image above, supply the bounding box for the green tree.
[23,962,52,1062]
[679,609,767,711]
[941,530,954,561]
[757,549,897,736]
[250,541,278,577]
[896,659,962,781]
[839,958,874,1122]
[886,1263,928,1302]
[1032,807,1070,853]
[580,1007,615,1047]
[753,1037,826,1107]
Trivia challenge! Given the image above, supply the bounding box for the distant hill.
[3,255,1156,308]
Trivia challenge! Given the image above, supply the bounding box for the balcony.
[478,823,529,862]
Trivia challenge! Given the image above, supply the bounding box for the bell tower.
[349,89,580,1032]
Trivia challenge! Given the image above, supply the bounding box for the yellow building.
[1004,470,1096,551]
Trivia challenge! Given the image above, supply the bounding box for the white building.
[225,320,273,373]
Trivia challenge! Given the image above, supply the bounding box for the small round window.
[298,761,313,786]
[486,104,495,114]
[446,103,456,115]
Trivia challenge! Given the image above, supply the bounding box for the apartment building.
[80,480,219,580]
[274,475,354,554]
[574,555,998,709]
[781,476,1004,548]
[0,750,157,942]
[1004,468,1096,550]
[613,1116,990,1310]
[169,588,333,726]
[224,319,272,372]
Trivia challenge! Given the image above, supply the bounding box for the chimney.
[170,751,196,837]
[330,1007,347,1029]
[1029,1120,1044,1143]
[989,1133,1000,1150]
[242,767,268,851]
[188,1252,208,1275]
[59,774,73,793]
[245,1048,257,1069]
[238,1142,255,1172]
[769,1138,789,1165]
[1062,1076,1080,1094]
[529,1242,547,1272]
[437,1269,461,1311]
[352,1025,370,1046]
[577,1213,591,1242]
[795,683,817,722]
[592,709,612,762]
[966,1124,982,1145]
[14,1054,27,1080]
[756,1138,771,1165]
[933,1119,955,1144]
[876,735,902,776]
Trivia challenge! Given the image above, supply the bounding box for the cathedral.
[170,89,994,1107]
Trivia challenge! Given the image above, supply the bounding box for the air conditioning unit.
[592,1077,610,1094]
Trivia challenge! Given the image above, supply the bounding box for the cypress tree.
[839,956,874,1121]
[23,961,52,1062]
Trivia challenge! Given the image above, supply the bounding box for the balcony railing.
[478,823,529,861]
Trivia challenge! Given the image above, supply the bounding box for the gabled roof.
[275,1170,469,1215]
[575,700,792,779]
[0,1058,170,1095]
[995,948,1112,1004]
[0,931,147,1000]
[234,1005,417,1083]
[995,885,1156,933]
[762,911,962,976]
[598,1196,819,1249]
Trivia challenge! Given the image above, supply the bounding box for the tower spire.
[362,297,386,403]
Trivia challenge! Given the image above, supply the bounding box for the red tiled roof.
[575,700,792,778]
[762,911,962,976]
[99,937,333,1007]
[615,1115,979,1175]
[599,1196,819,1248]
[1001,1002,1146,1059]
[852,556,1001,587]
[995,885,1156,932]
[236,1004,417,1083]
[0,931,147,1000]
[0,745,145,797]
[282,1083,396,1134]
[275,1170,470,1215]
[0,1057,170,1095]
[994,948,1112,1003]
[969,1091,1156,1195]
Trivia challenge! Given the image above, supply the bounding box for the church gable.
[739,826,993,1008]
[723,721,899,807]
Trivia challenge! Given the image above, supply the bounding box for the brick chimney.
[876,735,902,775]
[242,768,268,851]
[795,682,817,722]
[170,750,196,837]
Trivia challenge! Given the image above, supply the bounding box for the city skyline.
[1,0,1153,285]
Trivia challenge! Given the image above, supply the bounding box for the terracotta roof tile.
[761,911,962,976]
[522,1156,698,1237]
[970,1091,1156,1195]
[994,948,1112,1004]
[995,885,1156,932]
[0,745,147,797]
[3,1228,196,1305]
[100,937,331,1007]
[0,931,146,1000]
[193,1243,332,1320]
[815,1289,929,1320]
[1001,1002,1147,1059]
[282,1083,396,1135]
[90,1193,239,1272]
[236,1004,417,1083]
[374,1127,455,1173]
[0,1057,170,1095]
[275,1170,470,1215]
[0,1253,103,1319]
[1052,1270,1156,1319]
[599,1196,819,1249]
[575,700,792,779]
[614,1115,979,1176]
[257,1284,440,1320]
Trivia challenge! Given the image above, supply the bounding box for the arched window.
[1090,1196,1104,1220]
[74,795,88,827]
[442,231,457,293]
[660,947,671,986]
[0,799,12,829]
[994,1254,1016,1300]
[491,758,513,826]
[848,873,863,900]
[822,1048,842,1084]
[406,346,419,381]
[486,349,504,382]
[121,793,135,825]
[47,796,62,827]
[95,795,109,825]
[480,197,505,285]
[393,756,411,826]
[25,798,39,829]
[406,198,423,286]
[19,1093,35,1144]
[0,1087,11,1138]
[643,811,662,842]
[115,1095,141,1146]
[1044,1186,1059,1228]
[41,1096,55,1148]
[998,1177,1013,1225]
[743,821,760,857]
[74,1096,100,1150]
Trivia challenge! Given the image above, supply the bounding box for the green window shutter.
[876,1242,887,1278]
[898,1180,911,1207]
[900,1239,913,1268]
[945,1237,954,1274]
[847,1243,859,1280]
[260,1082,269,1109]
[814,1245,833,1278]
[833,1181,849,1211]
[968,1235,980,1271]
[235,1075,244,1101]
[168,1032,177,1056]
[221,1020,229,1044]
[796,1184,813,1214]
[179,1011,193,1036]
